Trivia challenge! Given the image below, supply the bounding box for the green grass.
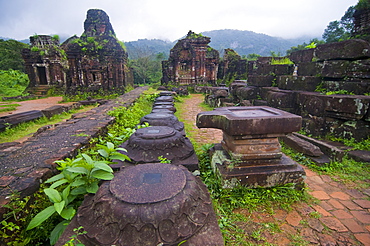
[282,144,370,189]
[0,103,20,112]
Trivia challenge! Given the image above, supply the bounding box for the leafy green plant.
[96,141,131,163]
[0,187,65,245]
[2,91,156,244]
[26,148,122,243]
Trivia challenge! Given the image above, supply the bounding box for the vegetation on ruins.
[270,57,294,65]
[285,38,325,55]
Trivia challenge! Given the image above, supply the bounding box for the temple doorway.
[37,66,47,85]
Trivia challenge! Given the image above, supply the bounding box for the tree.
[322,6,356,43]
[129,45,165,84]
[246,53,261,61]
[0,39,29,72]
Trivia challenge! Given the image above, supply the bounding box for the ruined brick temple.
[161,31,219,85]
[22,9,133,94]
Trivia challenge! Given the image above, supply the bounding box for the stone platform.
[210,144,305,188]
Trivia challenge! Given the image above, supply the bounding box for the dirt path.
[180,94,223,145]
[179,94,370,246]
[0,97,74,117]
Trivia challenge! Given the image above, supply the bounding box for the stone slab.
[281,133,323,157]
[197,106,301,136]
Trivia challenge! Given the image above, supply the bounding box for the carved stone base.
[210,144,306,188]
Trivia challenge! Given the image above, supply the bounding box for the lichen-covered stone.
[277,76,321,91]
[315,39,370,61]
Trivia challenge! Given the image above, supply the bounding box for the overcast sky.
[0,0,358,42]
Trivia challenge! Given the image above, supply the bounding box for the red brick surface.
[354,199,370,209]
[341,219,365,233]
[319,217,348,232]
[286,210,302,227]
[330,191,351,200]
[354,233,370,246]
[310,190,331,200]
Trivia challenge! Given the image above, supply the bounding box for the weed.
[309,211,321,219]
[326,135,370,151]
[62,226,87,246]
[158,155,171,163]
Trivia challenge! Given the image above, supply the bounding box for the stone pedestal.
[57,164,224,246]
[197,106,306,188]
[119,126,198,171]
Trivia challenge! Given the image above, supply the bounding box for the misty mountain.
[125,39,173,59]
[203,29,312,56]
[125,29,315,58]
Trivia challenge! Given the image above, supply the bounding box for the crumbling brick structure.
[22,35,68,91]
[229,39,370,141]
[22,9,133,95]
[161,31,219,86]
[217,48,247,85]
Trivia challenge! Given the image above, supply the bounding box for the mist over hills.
[124,29,315,58]
[1,29,316,59]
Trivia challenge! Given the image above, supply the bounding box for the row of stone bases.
[57,92,224,246]
[57,92,307,245]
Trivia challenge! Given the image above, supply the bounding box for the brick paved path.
[180,94,370,246]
